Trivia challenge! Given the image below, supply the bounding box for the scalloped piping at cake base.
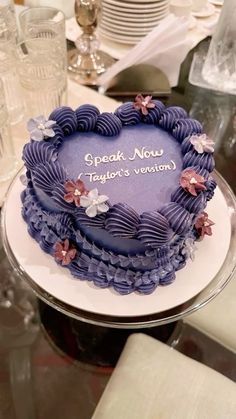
[21,187,190,295]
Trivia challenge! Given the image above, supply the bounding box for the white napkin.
[98,15,191,90]
[92,334,236,419]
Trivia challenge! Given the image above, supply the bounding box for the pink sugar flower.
[180,168,206,196]
[133,94,155,115]
[195,212,214,241]
[64,179,88,207]
[53,239,76,265]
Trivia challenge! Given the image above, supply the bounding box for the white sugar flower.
[27,115,56,141]
[80,188,109,218]
[189,134,214,154]
[182,237,197,261]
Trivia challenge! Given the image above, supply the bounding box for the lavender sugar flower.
[189,134,215,154]
[80,188,109,218]
[27,115,56,141]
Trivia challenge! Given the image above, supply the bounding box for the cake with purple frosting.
[21,95,216,294]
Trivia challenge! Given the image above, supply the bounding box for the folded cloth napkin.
[92,333,236,419]
[98,15,191,91]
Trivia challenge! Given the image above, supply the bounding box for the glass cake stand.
[1,169,236,329]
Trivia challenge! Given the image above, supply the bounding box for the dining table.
[0,36,236,419]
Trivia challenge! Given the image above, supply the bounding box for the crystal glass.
[24,0,75,19]
[19,6,66,48]
[0,4,24,124]
[67,0,115,85]
[0,79,17,182]
[202,1,236,93]
[16,38,67,118]
[0,38,24,124]
[0,0,18,43]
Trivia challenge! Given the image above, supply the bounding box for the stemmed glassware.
[67,0,115,85]
[202,1,236,93]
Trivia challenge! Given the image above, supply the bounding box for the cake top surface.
[22,96,215,249]
[57,124,182,213]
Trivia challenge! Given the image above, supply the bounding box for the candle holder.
[67,0,115,85]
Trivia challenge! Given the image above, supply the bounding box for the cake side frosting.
[21,96,216,294]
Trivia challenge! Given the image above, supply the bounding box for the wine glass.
[67,0,115,85]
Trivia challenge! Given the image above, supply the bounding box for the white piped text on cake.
[80,147,176,184]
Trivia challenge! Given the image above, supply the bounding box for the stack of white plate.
[99,0,170,45]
